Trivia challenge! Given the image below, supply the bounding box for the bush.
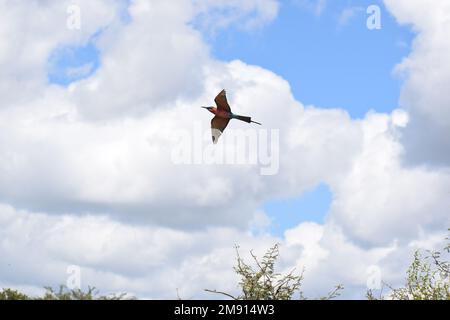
[0,285,130,300]
[205,244,343,300]
[367,229,449,300]
[0,288,30,300]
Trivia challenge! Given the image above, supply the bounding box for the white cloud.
[0,203,277,298]
[1,205,445,299]
[384,0,450,166]
[0,57,363,228]
[328,111,450,246]
[0,0,121,106]
[69,0,209,119]
[391,109,409,128]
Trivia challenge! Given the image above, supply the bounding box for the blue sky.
[48,40,100,86]
[264,184,332,237]
[209,0,413,118]
[46,0,414,237]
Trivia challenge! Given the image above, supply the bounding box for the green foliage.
[0,285,130,300]
[206,244,343,300]
[40,285,129,300]
[0,288,30,300]
[367,229,450,300]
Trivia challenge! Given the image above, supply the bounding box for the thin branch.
[204,289,238,300]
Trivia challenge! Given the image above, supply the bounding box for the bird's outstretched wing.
[214,89,231,112]
[211,116,230,144]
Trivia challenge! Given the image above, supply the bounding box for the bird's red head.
[201,106,217,114]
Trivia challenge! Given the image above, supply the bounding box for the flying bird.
[202,89,261,143]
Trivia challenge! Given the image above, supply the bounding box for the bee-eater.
[202,89,261,144]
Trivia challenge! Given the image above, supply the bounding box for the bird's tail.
[234,115,262,125]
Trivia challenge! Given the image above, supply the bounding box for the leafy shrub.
[0,285,130,300]
[206,244,343,300]
[367,229,449,300]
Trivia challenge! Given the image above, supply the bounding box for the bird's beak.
[201,106,207,109]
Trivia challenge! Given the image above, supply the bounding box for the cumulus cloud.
[0,0,121,106]
[328,111,450,246]
[0,0,448,299]
[0,51,364,228]
[70,0,209,119]
[1,205,446,299]
[384,0,450,166]
[0,203,278,298]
